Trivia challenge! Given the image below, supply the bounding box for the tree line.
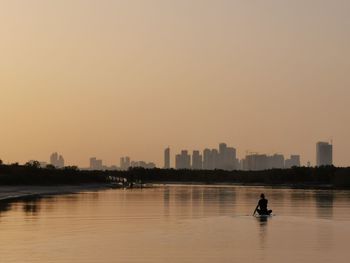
[0,160,349,188]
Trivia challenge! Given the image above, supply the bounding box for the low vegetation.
[126,166,350,188]
[0,161,349,188]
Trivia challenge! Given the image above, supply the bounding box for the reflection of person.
[254,193,272,215]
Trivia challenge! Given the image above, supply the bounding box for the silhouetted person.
[254,193,272,216]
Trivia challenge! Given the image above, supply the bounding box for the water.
[0,185,350,263]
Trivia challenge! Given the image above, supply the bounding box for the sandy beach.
[0,184,112,202]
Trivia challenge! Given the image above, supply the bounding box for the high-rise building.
[120,157,131,170]
[243,154,269,171]
[50,152,65,168]
[291,155,301,166]
[218,143,227,169]
[58,155,64,168]
[218,143,227,168]
[211,149,219,169]
[164,147,170,169]
[203,148,212,170]
[175,150,191,169]
[216,143,238,170]
[125,157,130,168]
[225,147,238,170]
[203,145,238,170]
[192,150,203,170]
[50,152,58,166]
[268,154,285,169]
[316,142,333,166]
[243,153,301,170]
[285,155,301,168]
[131,161,156,169]
[120,157,124,169]
[90,157,103,170]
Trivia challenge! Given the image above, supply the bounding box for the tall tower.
[316,142,333,166]
[192,150,203,170]
[50,152,64,168]
[164,147,170,169]
[175,150,191,169]
[218,143,227,169]
[203,148,212,170]
[50,152,58,166]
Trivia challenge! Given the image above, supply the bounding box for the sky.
[0,0,349,167]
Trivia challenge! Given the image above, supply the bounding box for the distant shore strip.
[0,164,350,189]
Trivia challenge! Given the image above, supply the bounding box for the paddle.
[252,205,258,216]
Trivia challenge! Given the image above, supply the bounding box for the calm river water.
[0,185,350,263]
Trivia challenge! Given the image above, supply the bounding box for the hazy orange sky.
[0,0,349,167]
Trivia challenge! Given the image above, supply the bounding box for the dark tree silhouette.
[0,163,349,187]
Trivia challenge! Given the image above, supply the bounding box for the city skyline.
[173,143,302,171]
[5,140,333,170]
[1,1,349,167]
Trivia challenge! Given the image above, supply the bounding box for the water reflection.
[315,191,334,219]
[166,186,239,218]
[191,187,203,218]
[269,190,286,203]
[163,187,170,217]
[256,216,269,250]
[218,188,236,214]
[0,201,12,215]
[289,190,314,213]
[174,188,191,204]
[0,186,350,263]
[23,197,41,216]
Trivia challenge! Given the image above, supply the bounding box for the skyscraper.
[218,143,227,168]
[211,149,219,169]
[285,155,301,168]
[192,150,203,170]
[217,143,238,170]
[203,145,237,170]
[316,142,333,166]
[90,157,96,169]
[225,147,238,170]
[175,150,191,169]
[58,155,65,168]
[243,154,269,171]
[50,152,58,166]
[50,152,64,168]
[120,157,131,170]
[164,147,170,169]
[90,157,103,170]
[268,154,285,169]
[203,148,212,170]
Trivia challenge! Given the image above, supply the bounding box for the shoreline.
[151,181,349,190]
[0,184,113,202]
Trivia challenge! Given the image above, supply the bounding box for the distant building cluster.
[50,152,64,168]
[203,143,238,170]
[130,161,156,169]
[171,143,239,170]
[33,141,333,171]
[90,157,103,170]
[89,157,118,170]
[241,153,300,171]
[87,156,156,171]
[166,141,333,171]
[120,156,156,170]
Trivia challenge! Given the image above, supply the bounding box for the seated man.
[256,193,272,215]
